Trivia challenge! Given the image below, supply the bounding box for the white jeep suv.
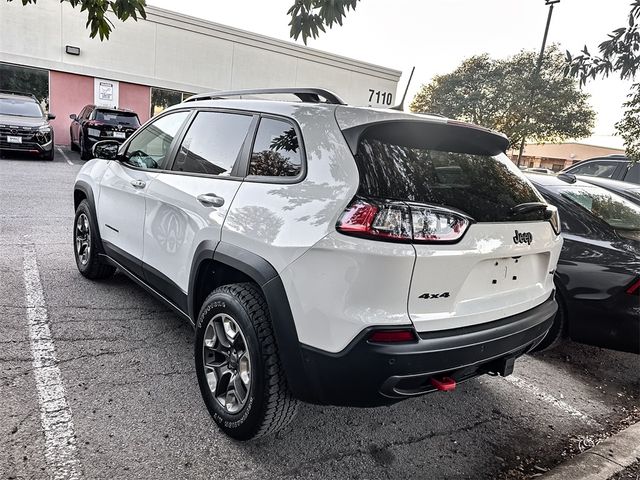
[73,88,562,440]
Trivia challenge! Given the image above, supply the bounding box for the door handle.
[130,180,146,189]
[197,193,225,208]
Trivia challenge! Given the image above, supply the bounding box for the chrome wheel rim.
[75,213,91,266]
[202,313,251,414]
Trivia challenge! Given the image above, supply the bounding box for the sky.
[148,0,632,149]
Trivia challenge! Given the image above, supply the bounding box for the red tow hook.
[430,376,457,392]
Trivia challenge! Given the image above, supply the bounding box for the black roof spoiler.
[341,118,510,156]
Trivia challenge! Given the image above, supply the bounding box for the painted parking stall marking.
[22,241,83,480]
[57,146,74,165]
[504,375,600,427]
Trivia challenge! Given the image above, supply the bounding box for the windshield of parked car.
[354,136,544,222]
[556,185,640,231]
[94,110,140,127]
[0,98,43,118]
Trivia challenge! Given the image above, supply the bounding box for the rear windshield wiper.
[510,202,549,216]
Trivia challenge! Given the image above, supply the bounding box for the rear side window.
[354,136,544,222]
[94,110,140,127]
[248,118,302,177]
[173,111,252,176]
[624,163,639,184]
[569,160,620,179]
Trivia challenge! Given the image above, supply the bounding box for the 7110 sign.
[368,89,393,106]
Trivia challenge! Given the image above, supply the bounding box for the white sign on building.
[94,78,119,108]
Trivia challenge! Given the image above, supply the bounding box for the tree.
[7,0,361,43]
[410,47,595,149]
[288,0,360,44]
[8,0,147,40]
[565,1,640,161]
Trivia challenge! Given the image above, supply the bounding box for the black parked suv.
[0,91,56,160]
[562,155,638,184]
[70,105,141,160]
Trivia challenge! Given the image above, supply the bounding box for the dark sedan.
[70,105,140,160]
[526,172,640,354]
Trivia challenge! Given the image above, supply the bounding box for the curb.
[541,422,640,480]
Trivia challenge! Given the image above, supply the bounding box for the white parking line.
[504,375,600,427]
[22,242,83,480]
[56,146,73,166]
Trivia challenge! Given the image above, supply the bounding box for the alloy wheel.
[75,213,91,266]
[202,313,251,414]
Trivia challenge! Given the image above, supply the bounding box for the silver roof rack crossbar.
[183,88,346,105]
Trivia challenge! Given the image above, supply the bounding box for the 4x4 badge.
[419,292,450,299]
[513,230,533,245]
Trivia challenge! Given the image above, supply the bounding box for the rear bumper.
[295,294,557,407]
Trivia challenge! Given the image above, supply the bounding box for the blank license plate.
[113,132,126,139]
[7,135,22,143]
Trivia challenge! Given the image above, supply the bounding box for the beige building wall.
[509,142,625,171]
[0,0,401,107]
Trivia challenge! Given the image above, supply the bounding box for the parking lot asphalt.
[1,147,639,480]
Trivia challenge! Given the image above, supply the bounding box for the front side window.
[569,160,620,179]
[124,110,190,170]
[248,118,302,177]
[172,111,253,176]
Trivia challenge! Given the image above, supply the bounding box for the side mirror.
[92,140,120,160]
[69,114,77,120]
[47,113,56,120]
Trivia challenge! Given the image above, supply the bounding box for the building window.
[0,62,49,110]
[528,161,534,168]
[150,88,194,117]
[552,164,563,172]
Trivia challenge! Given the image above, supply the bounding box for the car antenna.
[389,66,415,111]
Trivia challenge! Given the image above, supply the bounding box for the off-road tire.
[195,282,298,440]
[73,199,115,280]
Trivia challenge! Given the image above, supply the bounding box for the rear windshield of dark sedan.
[94,110,140,127]
[557,185,640,231]
[354,136,544,222]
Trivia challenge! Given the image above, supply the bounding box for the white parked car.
[73,88,563,440]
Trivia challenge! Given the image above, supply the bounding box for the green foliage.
[616,84,640,162]
[565,1,640,162]
[0,63,49,107]
[565,1,640,86]
[410,47,595,148]
[8,0,146,40]
[287,0,360,44]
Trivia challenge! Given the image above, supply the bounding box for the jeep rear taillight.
[336,197,471,243]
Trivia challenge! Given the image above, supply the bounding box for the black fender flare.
[188,241,316,402]
[74,180,105,252]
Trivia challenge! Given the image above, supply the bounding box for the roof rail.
[0,89,38,100]
[183,88,346,105]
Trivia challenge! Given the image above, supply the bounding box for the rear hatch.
[336,109,562,332]
[90,109,140,140]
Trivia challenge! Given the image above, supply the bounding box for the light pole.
[517,0,560,166]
